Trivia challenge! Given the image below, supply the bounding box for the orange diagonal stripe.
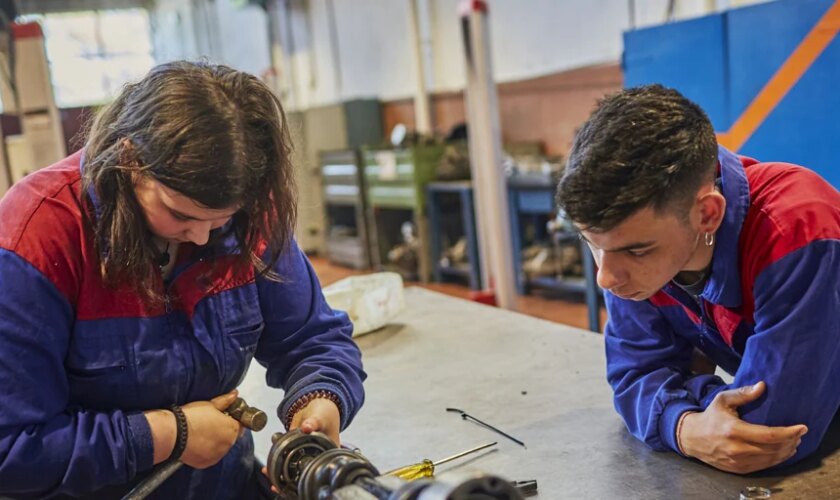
[718,0,840,150]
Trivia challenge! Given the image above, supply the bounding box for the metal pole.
[459,0,516,310]
[408,0,433,134]
[121,461,182,500]
[0,119,10,197]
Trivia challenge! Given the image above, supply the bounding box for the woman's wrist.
[284,390,342,430]
[168,405,189,462]
[144,408,177,465]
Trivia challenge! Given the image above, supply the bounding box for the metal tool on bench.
[121,397,267,500]
[384,442,497,480]
[510,480,538,497]
[446,408,526,448]
[266,430,524,499]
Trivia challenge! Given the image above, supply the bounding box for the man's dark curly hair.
[556,84,718,232]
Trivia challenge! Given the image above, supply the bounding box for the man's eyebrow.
[579,234,657,253]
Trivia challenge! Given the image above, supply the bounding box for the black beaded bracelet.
[169,405,189,462]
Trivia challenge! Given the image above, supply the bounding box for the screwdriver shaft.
[433,442,497,466]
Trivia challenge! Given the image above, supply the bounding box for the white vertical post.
[408,0,433,134]
[459,0,516,310]
[3,22,65,182]
[0,119,9,198]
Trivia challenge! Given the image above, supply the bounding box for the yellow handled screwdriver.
[385,442,497,481]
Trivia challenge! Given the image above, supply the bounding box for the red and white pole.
[460,0,516,310]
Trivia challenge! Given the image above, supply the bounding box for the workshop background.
[2,0,838,333]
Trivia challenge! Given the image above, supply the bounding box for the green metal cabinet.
[363,145,444,281]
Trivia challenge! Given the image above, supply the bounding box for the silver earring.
[704,232,715,247]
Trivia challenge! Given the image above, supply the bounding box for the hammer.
[121,397,267,500]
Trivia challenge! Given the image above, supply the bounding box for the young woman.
[0,61,365,498]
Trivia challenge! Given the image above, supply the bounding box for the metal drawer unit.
[320,149,373,269]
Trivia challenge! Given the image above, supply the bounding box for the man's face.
[579,206,700,301]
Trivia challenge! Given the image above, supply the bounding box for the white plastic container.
[323,272,405,337]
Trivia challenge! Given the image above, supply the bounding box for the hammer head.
[226,397,268,432]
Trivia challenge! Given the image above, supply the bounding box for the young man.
[556,84,840,474]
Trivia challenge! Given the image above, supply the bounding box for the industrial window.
[18,9,154,108]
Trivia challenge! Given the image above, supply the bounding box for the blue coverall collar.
[698,145,751,307]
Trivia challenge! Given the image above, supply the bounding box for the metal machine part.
[740,486,772,499]
[411,471,527,500]
[266,430,524,500]
[267,429,339,492]
[299,448,383,499]
[510,480,538,497]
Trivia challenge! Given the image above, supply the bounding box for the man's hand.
[288,397,341,445]
[679,381,808,474]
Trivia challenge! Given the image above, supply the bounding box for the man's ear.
[697,187,726,233]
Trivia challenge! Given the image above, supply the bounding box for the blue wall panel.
[623,14,730,129]
[726,0,829,116]
[741,39,840,187]
[623,0,840,188]
[728,0,840,187]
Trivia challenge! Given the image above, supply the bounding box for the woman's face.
[133,176,239,246]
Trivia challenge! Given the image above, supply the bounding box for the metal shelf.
[427,182,482,290]
[507,175,603,331]
[439,264,473,279]
[527,275,587,294]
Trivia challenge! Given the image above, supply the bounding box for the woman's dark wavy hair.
[82,60,297,300]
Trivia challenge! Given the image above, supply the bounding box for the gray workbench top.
[241,287,840,499]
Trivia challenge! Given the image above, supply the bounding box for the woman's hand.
[262,397,342,494]
[288,397,341,445]
[146,390,243,468]
[179,390,243,469]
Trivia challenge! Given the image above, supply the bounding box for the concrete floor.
[309,256,608,333]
